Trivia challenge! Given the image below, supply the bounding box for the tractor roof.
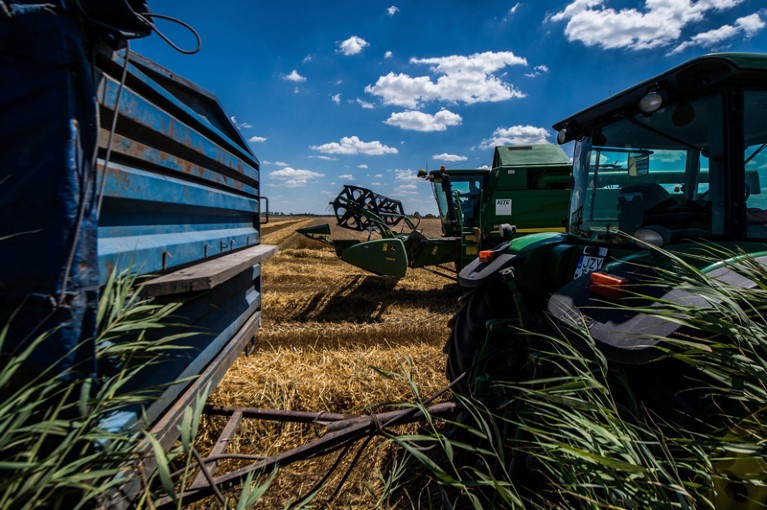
[553,52,767,143]
[492,144,570,168]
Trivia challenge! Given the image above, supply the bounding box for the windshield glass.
[744,90,767,239]
[432,174,483,229]
[570,92,725,240]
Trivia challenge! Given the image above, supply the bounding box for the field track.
[195,216,460,508]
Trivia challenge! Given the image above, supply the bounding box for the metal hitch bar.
[154,401,457,507]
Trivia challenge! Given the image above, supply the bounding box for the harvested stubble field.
[196,216,461,508]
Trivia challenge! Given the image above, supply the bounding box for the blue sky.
[132,1,767,215]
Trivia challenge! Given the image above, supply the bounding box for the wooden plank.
[142,244,278,297]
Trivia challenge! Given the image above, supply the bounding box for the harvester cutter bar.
[155,401,457,507]
[419,264,458,282]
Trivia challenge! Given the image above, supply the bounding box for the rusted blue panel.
[96,51,261,282]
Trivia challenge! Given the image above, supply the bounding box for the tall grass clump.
[0,269,272,509]
[391,246,767,509]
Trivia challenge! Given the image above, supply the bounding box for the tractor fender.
[458,232,567,288]
[458,252,521,288]
[547,253,767,364]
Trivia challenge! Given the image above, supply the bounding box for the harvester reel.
[332,185,404,232]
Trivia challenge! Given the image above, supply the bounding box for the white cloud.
[371,182,382,186]
[269,167,324,187]
[387,5,399,16]
[331,93,341,104]
[358,164,369,169]
[550,0,749,51]
[432,153,468,162]
[308,155,339,161]
[670,12,765,54]
[302,54,314,64]
[365,51,527,108]
[384,109,462,132]
[274,161,290,167]
[230,116,252,129]
[283,70,306,82]
[738,11,767,35]
[248,135,267,143]
[394,169,421,182]
[339,174,355,181]
[384,50,393,59]
[480,125,551,149]
[374,173,383,178]
[506,2,521,18]
[525,64,550,78]
[310,136,399,155]
[338,36,369,56]
[355,98,375,109]
[396,183,420,196]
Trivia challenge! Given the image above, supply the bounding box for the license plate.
[573,247,608,279]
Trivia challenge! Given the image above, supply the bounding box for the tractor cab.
[557,54,767,249]
[425,167,489,237]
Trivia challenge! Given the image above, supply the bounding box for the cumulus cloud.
[248,135,267,143]
[525,64,549,78]
[339,174,355,181]
[549,0,750,51]
[283,70,306,82]
[384,109,462,132]
[395,183,420,196]
[308,155,339,161]
[480,125,551,149]
[432,153,468,162]
[355,98,375,109]
[365,51,528,108]
[331,93,341,104]
[358,164,369,169]
[230,116,252,129]
[310,136,399,155]
[387,5,399,16]
[269,167,324,187]
[394,169,421,182]
[670,12,766,54]
[338,36,369,56]
[384,50,393,59]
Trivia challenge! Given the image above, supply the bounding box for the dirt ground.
[196,216,461,508]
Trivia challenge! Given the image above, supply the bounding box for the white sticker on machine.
[495,198,512,216]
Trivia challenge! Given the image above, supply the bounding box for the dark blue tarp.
[0,3,99,380]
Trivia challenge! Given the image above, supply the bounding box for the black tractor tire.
[444,277,518,389]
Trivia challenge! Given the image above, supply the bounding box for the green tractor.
[297,143,571,278]
[446,53,767,506]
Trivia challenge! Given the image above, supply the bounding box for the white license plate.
[574,255,605,279]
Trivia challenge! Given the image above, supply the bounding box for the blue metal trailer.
[0,1,275,449]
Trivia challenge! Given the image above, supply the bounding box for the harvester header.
[297,143,572,280]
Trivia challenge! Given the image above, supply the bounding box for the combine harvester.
[297,144,572,278]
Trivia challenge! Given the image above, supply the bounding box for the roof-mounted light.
[638,91,665,115]
[557,126,569,145]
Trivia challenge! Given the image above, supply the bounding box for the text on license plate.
[574,255,605,279]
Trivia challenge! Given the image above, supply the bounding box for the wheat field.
[195,216,460,508]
